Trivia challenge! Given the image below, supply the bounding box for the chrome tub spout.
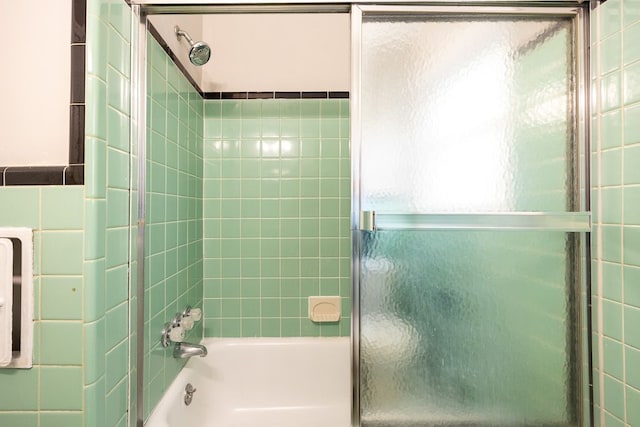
[174,342,208,359]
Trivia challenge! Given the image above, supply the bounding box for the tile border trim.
[1,0,86,187]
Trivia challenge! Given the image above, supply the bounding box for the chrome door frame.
[350,4,591,426]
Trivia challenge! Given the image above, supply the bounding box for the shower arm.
[175,26,195,46]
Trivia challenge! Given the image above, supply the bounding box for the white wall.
[149,13,350,93]
[0,1,71,167]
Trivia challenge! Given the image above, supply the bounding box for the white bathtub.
[146,337,352,427]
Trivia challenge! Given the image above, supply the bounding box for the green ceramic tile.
[281,318,301,336]
[625,305,640,348]
[602,262,623,302]
[86,76,108,140]
[625,104,640,145]
[624,146,640,184]
[0,368,38,410]
[301,139,320,157]
[106,377,128,427]
[0,187,40,228]
[624,226,640,266]
[604,374,625,419]
[601,72,622,112]
[108,29,129,78]
[624,61,640,105]
[624,186,640,225]
[40,412,83,427]
[242,318,261,336]
[84,318,106,385]
[221,318,241,337]
[105,227,129,269]
[300,119,320,138]
[241,298,260,317]
[601,110,622,150]
[601,0,622,39]
[106,340,129,392]
[41,187,84,230]
[105,303,128,351]
[107,148,130,190]
[41,366,83,410]
[261,318,281,337]
[84,258,106,322]
[41,276,82,320]
[602,33,622,74]
[625,0,640,27]
[106,264,129,309]
[603,299,623,340]
[603,337,624,380]
[627,385,640,426]
[41,231,83,275]
[40,321,83,365]
[625,265,640,308]
[300,319,321,337]
[85,198,106,260]
[0,413,37,427]
[624,23,640,66]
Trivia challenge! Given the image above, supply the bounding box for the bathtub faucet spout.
[173,342,208,359]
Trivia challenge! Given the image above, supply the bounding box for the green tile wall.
[202,99,351,338]
[593,1,640,425]
[143,35,204,420]
[84,1,134,427]
[0,186,85,426]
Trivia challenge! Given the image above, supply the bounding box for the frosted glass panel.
[360,230,579,426]
[361,16,575,213]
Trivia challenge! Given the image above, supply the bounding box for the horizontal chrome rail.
[359,211,591,231]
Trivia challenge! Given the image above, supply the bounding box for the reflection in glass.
[361,16,575,213]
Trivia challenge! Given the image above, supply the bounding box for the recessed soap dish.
[308,296,341,323]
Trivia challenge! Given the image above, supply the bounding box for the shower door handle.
[358,212,591,232]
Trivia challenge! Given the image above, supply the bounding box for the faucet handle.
[169,326,185,343]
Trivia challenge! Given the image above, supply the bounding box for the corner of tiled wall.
[592,0,640,425]
[84,0,133,426]
[143,35,204,419]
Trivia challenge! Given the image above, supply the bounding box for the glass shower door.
[352,5,590,426]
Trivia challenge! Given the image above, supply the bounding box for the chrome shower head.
[175,26,211,66]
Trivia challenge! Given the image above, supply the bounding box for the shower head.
[175,26,211,66]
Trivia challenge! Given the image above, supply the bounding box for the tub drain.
[184,383,197,406]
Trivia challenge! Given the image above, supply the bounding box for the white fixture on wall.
[0,228,33,368]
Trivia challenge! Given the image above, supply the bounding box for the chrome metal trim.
[350,6,362,427]
[358,4,582,15]
[134,5,148,427]
[364,212,591,231]
[359,211,375,232]
[140,4,351,14]
[133,0,586,5]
